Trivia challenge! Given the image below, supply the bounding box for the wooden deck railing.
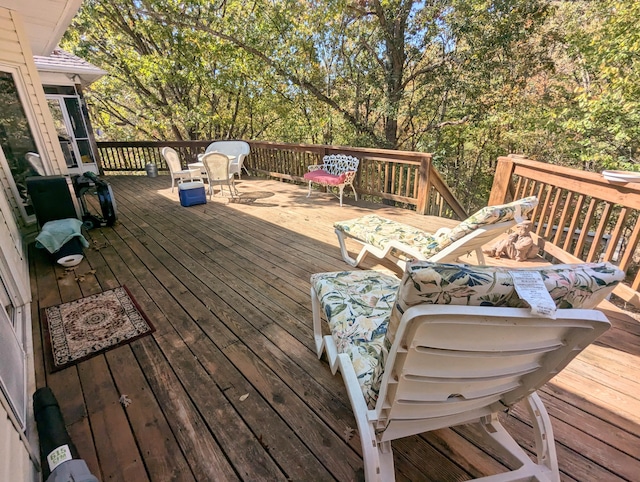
[489,155,640,306]
[96,140,467,218]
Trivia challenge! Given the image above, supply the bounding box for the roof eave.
[40,0,83,56]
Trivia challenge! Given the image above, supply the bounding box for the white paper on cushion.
[509,270,557,319]
[514,203,524,224]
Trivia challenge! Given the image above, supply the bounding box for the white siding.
[0,8,70,227]
[0,403,36,482]
[0,6,65,481]
[0,165,28,305]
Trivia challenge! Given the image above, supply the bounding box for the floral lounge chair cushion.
[335,214,440,258]
[386,261,625,345]
[313,261,625,407]
[311,270,400,407]
[334,196,539,260]
[437,196,539,251]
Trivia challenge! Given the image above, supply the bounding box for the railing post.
[489,157,516,205]
[416,154,431,215]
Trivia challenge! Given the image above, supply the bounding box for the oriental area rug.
[43,286,155,372]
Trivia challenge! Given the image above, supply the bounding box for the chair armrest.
[308,164,326,172]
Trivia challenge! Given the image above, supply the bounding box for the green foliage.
[554,0,640,170]
[62,0,640,210]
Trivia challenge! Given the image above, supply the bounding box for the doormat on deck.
[43,286,155,372]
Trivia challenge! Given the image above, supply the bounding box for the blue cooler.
[178,182,206,207]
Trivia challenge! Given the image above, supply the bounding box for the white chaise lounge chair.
[334,196,539,269]
[311,261,624,481]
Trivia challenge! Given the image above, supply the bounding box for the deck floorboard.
[30,174,640,481]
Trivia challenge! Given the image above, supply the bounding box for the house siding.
[0,403,36,482]
[0,8,34,308]
[0,6,66,481]
[1,8,68,223]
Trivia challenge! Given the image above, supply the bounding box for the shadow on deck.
[29,175,640,481]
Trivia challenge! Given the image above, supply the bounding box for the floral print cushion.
[436,196,539,251]
[311,270,400,406]
[386,261,624,345]
[367,261,625,407]
[334,196,539,259]
[334,214,440,258]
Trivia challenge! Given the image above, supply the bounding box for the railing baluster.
[574,198,597,259]
[544,187,562,239]
[563,195,585,252]
[587,203,613,262]
[620,216,640,275]
[604,208,630,263]
[553,191,573,247]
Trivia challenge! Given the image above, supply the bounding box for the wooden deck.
[29,175,640,481]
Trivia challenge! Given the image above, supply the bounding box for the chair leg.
[336,354,395,481]
[311,286,326,358]
[338,185,345,207]
[334,228,362,267]
[471,394,560,482]
[525,392,559,477]
[229,180,238,198]
[375,441,395,482]
[307,181,313,198]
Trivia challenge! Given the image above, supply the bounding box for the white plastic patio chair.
[310,261,624,481]
[162,147,201,192]
[203,141,251,179]
[201,151,238,198]
[304,154,359,207]
[25,152,46,176]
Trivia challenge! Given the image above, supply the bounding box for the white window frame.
[0,63,50,224]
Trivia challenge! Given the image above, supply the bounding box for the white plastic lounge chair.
[201,151,238,198]
[310,261,624,481]
[162,147,201,192]
[334,196,538,269]
[304,154,359,207]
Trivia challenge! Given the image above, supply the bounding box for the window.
[0,71,40,217]
[45,86,97,173]
[0,275,25,429]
